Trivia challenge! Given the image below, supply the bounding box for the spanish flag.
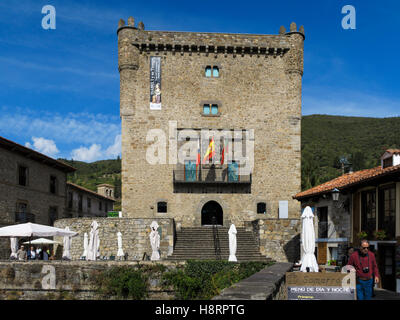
[203,137,215,163]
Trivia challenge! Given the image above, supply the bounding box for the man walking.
[347,240,380,300]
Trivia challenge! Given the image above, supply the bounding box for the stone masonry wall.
[0,260,184,300]
[246,219,300,262]
[54,218,174,260]
[0,148,68,259]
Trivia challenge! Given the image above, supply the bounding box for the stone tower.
[97,183,115,199]
[117,18,304,261]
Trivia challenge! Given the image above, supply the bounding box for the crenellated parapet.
[116,18,308,59]
[283,22,305,76]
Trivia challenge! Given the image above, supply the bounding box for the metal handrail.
[211,217,221,260]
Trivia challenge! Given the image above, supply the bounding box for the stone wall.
[0,260,184,300]
[246,219,300,262]
[54,218,174,260]
[213,262,292,300]
[0,147,69,259]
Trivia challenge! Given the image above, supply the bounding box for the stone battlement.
[117,17,304,56]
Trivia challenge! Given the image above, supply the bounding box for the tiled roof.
[0,136,75,173]
[294,164,400,200]
[67,182,115,202]
[386,149,400,154]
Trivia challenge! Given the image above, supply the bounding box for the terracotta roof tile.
[386,149,400,154]
[294,164,400,200]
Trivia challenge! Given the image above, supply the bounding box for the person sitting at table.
[42,246,49,261]
[27,246,36,260]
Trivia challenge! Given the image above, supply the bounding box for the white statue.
[87,221,100,261]
[117,232,124,260]
[228,224,237,262]
[81,232,88,259]
[149,221,160,261]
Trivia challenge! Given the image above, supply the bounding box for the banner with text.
[150,56,161,110]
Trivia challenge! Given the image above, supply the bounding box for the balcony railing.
[173,168,252,184]
[15,212,35,223]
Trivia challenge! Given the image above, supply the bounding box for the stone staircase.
[169,227,271,262]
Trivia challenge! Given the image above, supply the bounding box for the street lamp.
[331,188,340,201]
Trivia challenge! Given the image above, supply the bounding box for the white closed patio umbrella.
[228,224,237,262]
[117,232,124,259]
[10,237,18,259]
[62,227,72,260]
[300,206,319,272]
[87,221,100,261]
[81,232,88,259]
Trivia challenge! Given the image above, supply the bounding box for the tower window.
[203,104,218,115]
[205,65,220,78]
[157,201,167,213]
[205,66,212,77]
[212,66,219,77]
[257,202,266,214]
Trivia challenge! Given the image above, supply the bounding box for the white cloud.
[105,134,121,158]
[0,108,120,146]
[71,134,121,162]
[25,137,59,157]
[71,144,102,162]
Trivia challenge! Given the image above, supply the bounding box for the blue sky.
[0,0,399,161]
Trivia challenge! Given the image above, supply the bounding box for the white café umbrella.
[81,232,88,258]
[62,227,72,260]
[10,237,18,259]
[228,224,238,262]
[0,223,78,238]
[87,221,100,261]
[23,238,61,245]
[149,221,160,261]
[300,206,319,272]
[117,232,124,259]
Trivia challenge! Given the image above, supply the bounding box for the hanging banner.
[150,56,161,110]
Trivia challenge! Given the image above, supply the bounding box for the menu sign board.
[286,272,356,300]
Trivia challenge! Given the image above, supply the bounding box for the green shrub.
[95,266,148,300]
[162,260,271,300]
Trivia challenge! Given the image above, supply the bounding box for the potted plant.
[356,231,368,240]
[373,230,386,241]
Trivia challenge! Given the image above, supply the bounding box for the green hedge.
[94,266,148,300]
[162,260,272,300]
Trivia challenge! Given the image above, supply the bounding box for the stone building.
[117,18,304,262]
[66,182,115,218]
[0,136,75,259]
[294,149,400,291]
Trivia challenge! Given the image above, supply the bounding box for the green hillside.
[301,115,400,190]
[58,158,122,210]
[57,115,400,200]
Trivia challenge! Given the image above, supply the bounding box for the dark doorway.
[377,243,396,291]
[201,201,223,225]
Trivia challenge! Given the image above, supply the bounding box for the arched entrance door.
[201,201,223,226]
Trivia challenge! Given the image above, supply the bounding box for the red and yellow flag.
[203,137,215,163]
